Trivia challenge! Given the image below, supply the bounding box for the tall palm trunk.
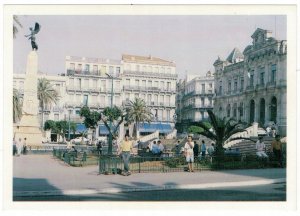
[136,119,140,139]
[41,104,44,130]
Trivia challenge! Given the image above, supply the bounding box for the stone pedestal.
[14,51,42,146]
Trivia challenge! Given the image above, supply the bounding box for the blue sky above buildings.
[13,15,286,79]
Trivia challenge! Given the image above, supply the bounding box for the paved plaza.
[13,154,286,200]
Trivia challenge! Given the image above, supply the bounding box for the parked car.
[71,137,89,145]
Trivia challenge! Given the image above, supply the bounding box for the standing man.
[207,143,215,156]
[22,138,27,155]
[175,140,181,156]
[200,140,207,159]
[158,140,164,153]
[193,141,199,158]
[97,140,103,156]
[151,141,160,155]
[118,134,133,176]
[184,135,195,172]
[271,135,283,167]
[16,138,22,156]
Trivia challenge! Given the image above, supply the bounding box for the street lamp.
[106,73,114,154]
[68,109,71,141]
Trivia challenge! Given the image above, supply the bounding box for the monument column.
[15,51,42,146]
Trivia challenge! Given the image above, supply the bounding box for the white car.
[71,137,89,145]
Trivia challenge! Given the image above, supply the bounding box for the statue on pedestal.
[25,22,41,51]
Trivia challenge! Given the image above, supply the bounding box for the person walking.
[271,135,283,167]
[118,134,133,176]
[22,138,27,155]
[97,141,103,156]
[193,141,199,158]
[16,138,22,156]
[184,135,195,172]
[175,140,181,156]
[13,138,17,156]
[200,140,207,159]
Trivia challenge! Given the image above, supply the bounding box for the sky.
[13,15,286,79]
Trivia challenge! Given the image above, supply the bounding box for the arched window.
[260,98,265,126]
[250,100,255,123]
[227,104,231,117]
[270,97,277,123]
[233,103,237,119]
[219,107,223,118]
[239,102,244,118]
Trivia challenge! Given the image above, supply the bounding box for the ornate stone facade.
[213,28,287,135]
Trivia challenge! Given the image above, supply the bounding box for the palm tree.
[127,98,153,139]
[13,88,22,123]
[70,122,77,140]
[13,15,22,38]
[37,78,59,130]
[195,110,246,158]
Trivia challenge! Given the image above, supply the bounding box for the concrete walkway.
[13,154,286,197]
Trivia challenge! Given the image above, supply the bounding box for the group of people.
[106,132,284,176]
[256,135,284,167]
[266,125,277,138]
[175,139,214,155]
[181,136,215,172]
[148,140,165,155]
[13,137,27,156]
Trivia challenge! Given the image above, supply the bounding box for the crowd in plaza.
[13,129,284,174]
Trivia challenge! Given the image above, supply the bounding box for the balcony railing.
[66,102,107,108]
[52,106,64,112]
[266,81,276,88]
[123,70,178,79]
[256,83,265,89]
[246,85,254,91]
[67,69,102,76]
[123,85,174,92]
[145,102,175,107]
[182,104,213,110]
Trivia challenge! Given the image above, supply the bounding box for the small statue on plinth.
[25,22,41,51]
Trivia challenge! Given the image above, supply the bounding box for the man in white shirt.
[151,141,160,154]
[184,135,195,172]
[256,136,268,158]
[16,138,23,156]
[158,140,164,153]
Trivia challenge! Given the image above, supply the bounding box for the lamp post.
[106,73,114,154]
[68,109,71,141]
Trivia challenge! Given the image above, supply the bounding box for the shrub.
[164,157,186,168]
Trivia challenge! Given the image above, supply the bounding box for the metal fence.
[98,154,286,174]
[99,156,217,174]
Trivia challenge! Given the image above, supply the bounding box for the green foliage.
[44,120,56,131]
[164,157,186,168]
[13,15,22,38]
[13,88,22,123]
[38,78,59,129]
[194,110,246,158]
[188,126,204,134]
[38,78,59,108]
[102,106,124,122]
[126,98,153,138]
[70,122,77,135]
[80,106,101,129]
[101,106,127,155]
[44,120,70,142]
